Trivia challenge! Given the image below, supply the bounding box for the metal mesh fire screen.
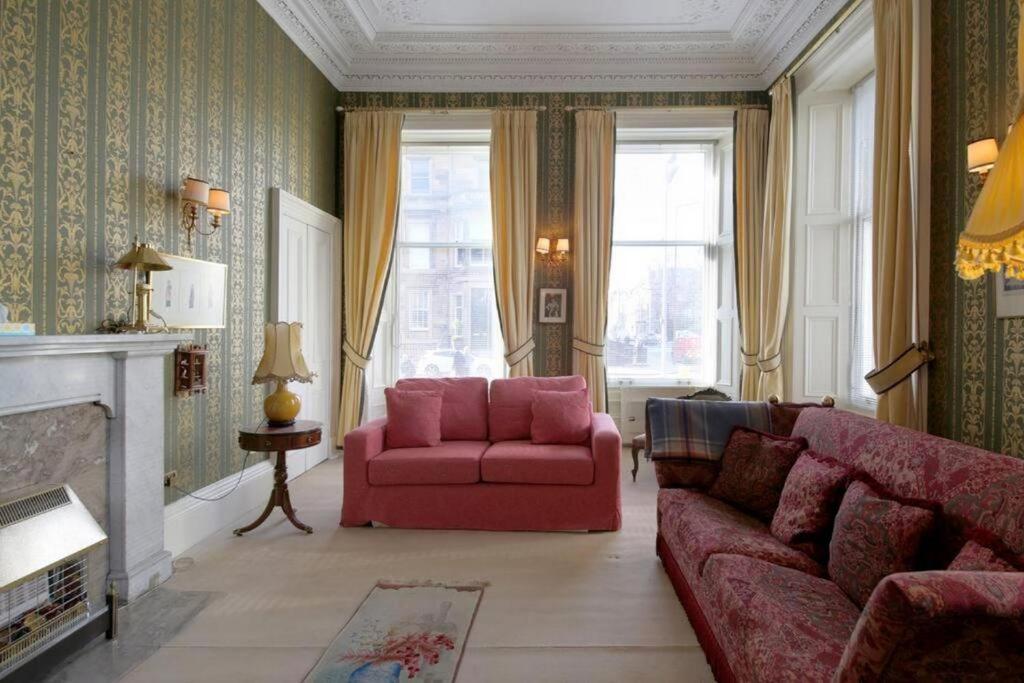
[0,485,106,677]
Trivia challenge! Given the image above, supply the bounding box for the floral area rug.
[304,580,485,683]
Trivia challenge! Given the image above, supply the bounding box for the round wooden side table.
[234,420,322,536]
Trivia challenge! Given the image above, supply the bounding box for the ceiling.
[259,0,848,92]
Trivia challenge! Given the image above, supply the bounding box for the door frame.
[269,188,342,469]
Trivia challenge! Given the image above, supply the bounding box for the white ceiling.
[259,0,848,92]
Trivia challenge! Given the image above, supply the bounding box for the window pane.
[388,144,504,382]
[400,145,491,243]
[607,245,707,381]
[613,146,708,242]
[850,75,877,409]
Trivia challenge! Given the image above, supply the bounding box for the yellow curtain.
[757,79,794,400]
[734,108,770,400]
[337,111,404,444]
[872,0,921,428]
[490,110,538,377]
[571,110,616,413]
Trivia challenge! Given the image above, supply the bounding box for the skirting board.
[164,459,274,557]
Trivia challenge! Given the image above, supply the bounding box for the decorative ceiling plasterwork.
[258,0,847,92]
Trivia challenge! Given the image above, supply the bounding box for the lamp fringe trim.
[956,231,1024,280]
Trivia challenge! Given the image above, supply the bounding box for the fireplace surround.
[0,334,189,604]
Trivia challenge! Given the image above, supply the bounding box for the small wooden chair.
[630,387,731,482]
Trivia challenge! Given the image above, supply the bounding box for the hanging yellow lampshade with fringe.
[956,2,1024,280]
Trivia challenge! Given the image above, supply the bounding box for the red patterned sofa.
[342,375,622,531]
[657,406,1024,682]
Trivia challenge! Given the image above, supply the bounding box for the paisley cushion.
[708,428,808,521]
[948,540,1019,572]
[770,451,851,561]
[828,481,936,607]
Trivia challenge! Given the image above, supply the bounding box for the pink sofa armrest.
[341,418,386,526]
[835,571,1024,681]
[591,412,621,483]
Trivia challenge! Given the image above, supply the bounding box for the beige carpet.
[121,451,713,682]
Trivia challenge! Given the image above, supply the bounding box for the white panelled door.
[271,189,341,477]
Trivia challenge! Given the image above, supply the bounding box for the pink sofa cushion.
[828,480,936,608]
[488,375,586,442]
[948,540,1019,572]
[658,488,825,579]
[481,441,594,485]
[530,388,591,444]
[384,389,442,448]
[396,377,489,441]
[770,450,851,561]
[701,554,860,683]
[707,428,808,521]
[368,441,488,486]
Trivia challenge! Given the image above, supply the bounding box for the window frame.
[607,139,723,387]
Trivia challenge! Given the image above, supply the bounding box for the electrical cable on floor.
[169,418,266,502]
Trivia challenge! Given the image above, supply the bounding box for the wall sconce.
[536,237,569,263]
[180,176,230,247]
[967,138,999,180]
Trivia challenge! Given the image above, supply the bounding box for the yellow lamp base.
[264,381,301,427]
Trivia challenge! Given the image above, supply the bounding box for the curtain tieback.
[572,338,604,357]
[343,339,371,371]
[865,342,934,395]
[756,352,782,373]
[740,348,758,367]
[504,338,535,367]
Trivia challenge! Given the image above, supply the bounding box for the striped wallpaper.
[930,0,1024,458]
[0,0,337,499]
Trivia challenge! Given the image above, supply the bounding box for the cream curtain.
[571,110,616,413]
[734,108,770,400]
[490,110,538,377]
[337,111,404,444]
[756,79,794,400]
[871,0,921,428]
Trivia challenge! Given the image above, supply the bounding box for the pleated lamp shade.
[956,0,1024,280]
[252,322,314,385]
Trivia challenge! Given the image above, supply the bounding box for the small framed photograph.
[150,253,227,328]
[539,288,566,324]
[996,272,1024,318]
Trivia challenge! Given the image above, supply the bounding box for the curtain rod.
[335,105,546,113]
[770,0,866,91]
[563,104,768,112]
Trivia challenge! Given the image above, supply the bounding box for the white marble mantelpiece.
[0,334,190,600]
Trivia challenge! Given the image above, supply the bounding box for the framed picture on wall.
[996,272,1024,318]
[539,288,567,324]
[150,254,227,329]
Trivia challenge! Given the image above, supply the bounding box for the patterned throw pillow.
[707,428,808,521]
[948,539,1021,572]
[828,481,936,607]
[770,451,850,561]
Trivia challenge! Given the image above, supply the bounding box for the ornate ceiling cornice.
[258,0,847,92]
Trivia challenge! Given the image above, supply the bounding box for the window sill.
[608,378,714,389]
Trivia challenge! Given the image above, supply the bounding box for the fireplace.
[0,333,187,676]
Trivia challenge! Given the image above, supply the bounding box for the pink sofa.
[657,406,1024,682]
[342,375,622,531]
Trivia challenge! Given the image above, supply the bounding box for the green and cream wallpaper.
[930,0,1023,457]
[337,90,768,378]
[0,0,337,500]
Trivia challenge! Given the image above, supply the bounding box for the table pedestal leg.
[233,451,313,535]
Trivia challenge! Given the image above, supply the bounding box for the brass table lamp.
[253,322,315,427]
[114,239,171,333]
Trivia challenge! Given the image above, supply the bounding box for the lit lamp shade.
[967,138,999,174]
[207,188,231,216]
[536,237,551,255]
[252,322,314,385]
[555,238,570,254]
[181,177,210,205]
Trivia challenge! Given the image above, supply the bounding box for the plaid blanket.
[646,398,771,461]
